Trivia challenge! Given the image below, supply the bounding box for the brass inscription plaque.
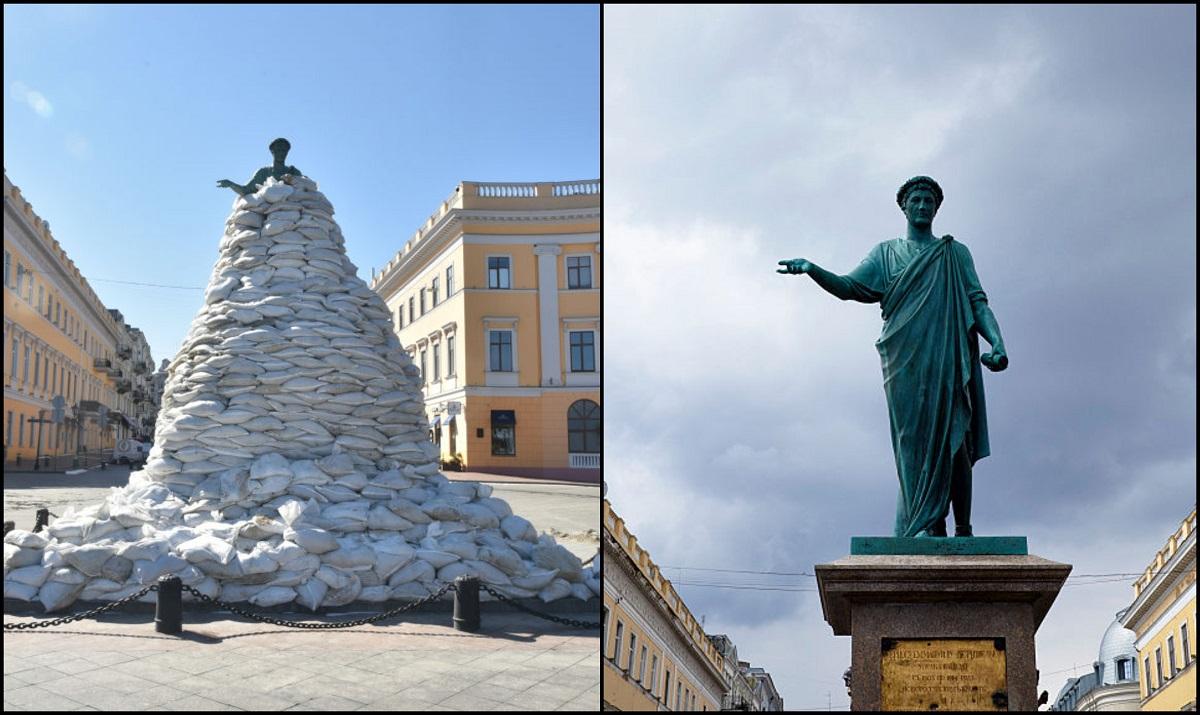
[880,638,1007,711]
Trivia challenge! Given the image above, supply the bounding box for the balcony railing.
[116,344,131,358]
[116,380,132,394]
[93,357,111,370]
[569,453,600,469]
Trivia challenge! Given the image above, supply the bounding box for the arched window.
[568,399,600,454]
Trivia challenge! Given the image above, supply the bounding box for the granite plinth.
[814,553,1070,711]
[851,536,1027,555]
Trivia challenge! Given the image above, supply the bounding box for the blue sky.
[4,4,599,363]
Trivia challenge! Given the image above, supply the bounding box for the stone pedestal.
[815,545,1070,711]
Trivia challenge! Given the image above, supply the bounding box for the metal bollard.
[155,575,183,635]
[453,576,480,632]
[32,508,51,533]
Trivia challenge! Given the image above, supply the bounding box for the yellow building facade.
[4,172,150,466]
[371,180,599,480]
[1120,507,1196,711]
[603,499,726,711]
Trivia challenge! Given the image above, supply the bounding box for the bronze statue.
[778,177,1007,538]
[216,138,303,196]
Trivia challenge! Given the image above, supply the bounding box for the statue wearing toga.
[779,177,1008,538]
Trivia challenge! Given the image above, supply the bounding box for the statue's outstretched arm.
[778,258,859,301]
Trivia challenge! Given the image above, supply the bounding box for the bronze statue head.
[896,176,943,212]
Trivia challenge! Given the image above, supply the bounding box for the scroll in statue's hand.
[777,258,813,275]
[981,348,1008,372]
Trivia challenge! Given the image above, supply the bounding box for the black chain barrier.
[177,582,458,629]
[479,583,601,629]
[3,584,160,630]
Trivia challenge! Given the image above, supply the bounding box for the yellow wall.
[604,592,722,712]
[1139,597,1196,709]
[458,392,599,471]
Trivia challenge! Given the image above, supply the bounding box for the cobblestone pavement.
[4,467,601,710]
[3,610,599,711]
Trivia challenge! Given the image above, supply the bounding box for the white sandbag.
[414,549,459,569]
[5,580,39,601]
[570,582,593,601]
[386,499,431,524]
[5,530,49,549]
[458,504,500,529]
[221,583,269,602]
[48,566,88,585]
[477,497,513,520]
[65,544,120,577]
[80,579,126,600]
[463,559,512,586]
[5,545,43,569]
[284,527,338,554]
[184,578,220,601]
[434,538,478,561]
[478,546,527,576]
[295,578,329,611]
[133,554,190,584]
[263,540,307,566]
[538,578,573,603]
[533,542,584,583]
[251,453,292,480]
[387,559,435,586]
[511,568,560,592]
[249,586,296,607]
[359,585,391,602]
[586,573,601,596]
[437,562,473,582]
[177,534,236,564]
[500,515,536,542]
[321,572,361,607]
[322,545,375,570]
[39,581,83,612]
[367,504,412,531]
[100,555,134,582]
[237,548,280,575]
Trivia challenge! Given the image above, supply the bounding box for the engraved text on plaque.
[880,638,1008,711]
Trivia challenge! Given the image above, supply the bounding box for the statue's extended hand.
[216,179,235,189]
[777,258,813,275]
[981,347,1008,372]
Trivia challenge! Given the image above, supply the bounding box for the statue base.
[815,548,1070,711]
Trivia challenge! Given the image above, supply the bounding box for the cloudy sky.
[604,5,1195,709]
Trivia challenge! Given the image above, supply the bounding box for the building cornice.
[1123,529,1196,630]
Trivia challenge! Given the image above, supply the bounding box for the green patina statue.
[216,138,303,196]
[778,177,1008,539]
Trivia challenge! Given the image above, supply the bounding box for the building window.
[612,620,624,662]
[431,277,439,307]
[1145,656,1153,693]
[397,306,403,330]
[650,655,659,697]
[568,399,601,454]
[488,256,511,289]
[491,410,516,456]
[19,415,24,447]
[3,251,9,287]
[33,351,40,388]
[54,300,60,326]
[664,671,671,706]
[1155,647,1164,687]
[431,343,439,382]
[446,265,454,297]
[1168,635,1177,676]
[567,255,592,289]
[1183,622,1192,665]
[569,331,596,372]
[38,285,44,314]
[10,338,17,383]
[408,296,415,324]
[638,645,648,683]
[419,350,428,384]
[446,336,456,376]
[420,288,426,315]
[628,633,637,674]
[1116,657,1130,681]
[489,330,513,372]
[676,682,682,711]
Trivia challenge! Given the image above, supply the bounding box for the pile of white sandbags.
[3,173,589,612]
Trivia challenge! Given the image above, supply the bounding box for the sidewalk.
[3,608,599,711]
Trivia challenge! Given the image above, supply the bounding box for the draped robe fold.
[844,237,991,537]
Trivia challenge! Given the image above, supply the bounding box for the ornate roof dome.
[1097,609,1138,685]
